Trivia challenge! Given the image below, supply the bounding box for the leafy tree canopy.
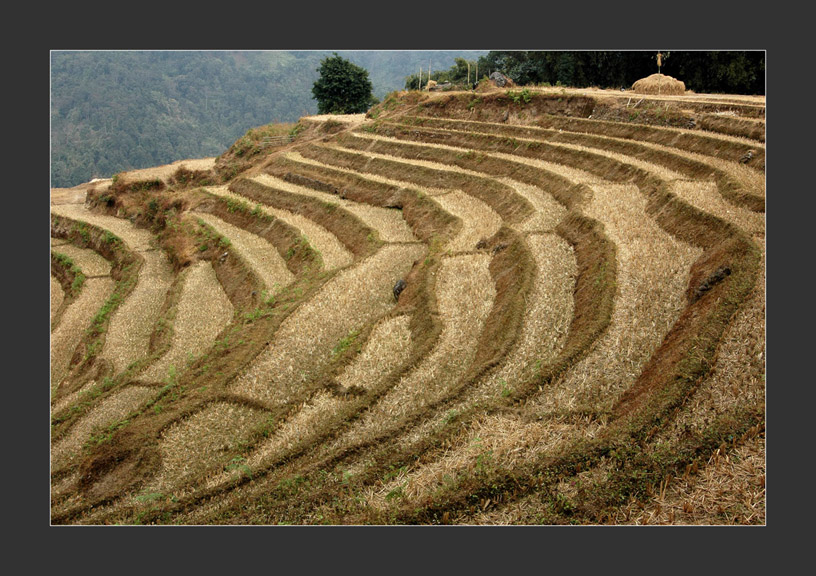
[311,53,375,114]
[475,50,765,95]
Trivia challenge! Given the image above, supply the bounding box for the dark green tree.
[311,53,375,114]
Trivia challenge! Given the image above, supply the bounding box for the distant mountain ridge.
[51,50,487,188]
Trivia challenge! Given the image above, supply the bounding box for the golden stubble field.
[50,85,765,525]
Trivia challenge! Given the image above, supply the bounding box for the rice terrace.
[50,78,766,525]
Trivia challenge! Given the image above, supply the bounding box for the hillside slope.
[51,84,765,525]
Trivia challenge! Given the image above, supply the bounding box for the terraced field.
[50,87,765,525]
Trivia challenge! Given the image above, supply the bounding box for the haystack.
[632,73,686,95]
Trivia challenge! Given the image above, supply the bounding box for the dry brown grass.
[100,247,174,375]
[329,253,495,450]
[464,233,577,406]
[336,315,414,392]
[301,113,368,125]
[141,401,270,496]
[362,234,577,510]
[51,379,99,415]
[328,139,491,187]
[283,150,451,197]
[499,178,568,233]
[351,130,607,190]
[344,133,569,232]
[370,180,701,513]
[51,86,765,526]
[203,185,353,271]
[250,174,418,243]
[50,205,178,375]
[193,211,296,289]
[654,236,765,448]
[616,434,765,525]
[117,158,216,185]
[51,204,158,252]
[632,74,686,95]
[406,112,764,162]
[50,243,112,276]
[433,191,502,252]
[206,315,414,490]
[228,244,426,407]
[51,275,114,386]
[530,136,690,182]
[140,261,233,383]
[671,180,765,237]
[387,115,764,211]
[532,182,702,415]
[51,386,156,470]
[51,276,64,325]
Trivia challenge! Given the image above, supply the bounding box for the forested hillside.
[51,50,763,189]
[476,51,765,94]
[50,50,486,188]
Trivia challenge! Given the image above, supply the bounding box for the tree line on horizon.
[407,51,764,96]
[472,51,765,94]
